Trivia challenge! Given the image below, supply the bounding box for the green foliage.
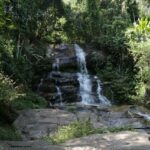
[12,92,47,110]
[0,0,66,86]
[4,0,65,40]
[0,73,18,123]
[97,61,138,104]
[46,119,93,144]
[65,0,131,45]
[46,120,134,144]
[0,0,150,108]
[136,0,150,17]
[63,0,140,104]
[0,123,22,141]
[0,72,47,124]
[0,72,18,103]
[0,36,51,86]
[126,17,150,103]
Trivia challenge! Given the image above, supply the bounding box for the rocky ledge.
[0,131,150,150]
[14,104,150,140]
[1,105,150,150]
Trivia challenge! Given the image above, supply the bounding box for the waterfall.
[56,86,63,105]
[77,73,94,104]
[97,79,111,106]
[74,44,88,74]
[38,43,110,106]
[37,78,43,92]
[52,58,63,104]
[74,44,111,105]
[52,58,60,71]
[74,44,94,104]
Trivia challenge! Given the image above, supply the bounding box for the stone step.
[49,72,77,79]
[53,56,78,72]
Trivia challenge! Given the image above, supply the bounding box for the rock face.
[10,105,150,150]
[14,105,150,140]
[14,109,76,140]
[37,44,110,105]
[39,72,80,103]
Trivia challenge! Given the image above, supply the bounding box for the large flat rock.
[63,131,150,150]
[1,131,150,150]
[14,106,150,140]
[14,109,76,140]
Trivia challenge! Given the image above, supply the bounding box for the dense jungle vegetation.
[0,0,150,134]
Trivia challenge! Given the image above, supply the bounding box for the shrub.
[126,17,150,104]
[0,73,18,103]
[46,119,93,144]
[0,72,18,123]
[12,92,47,110]
[45,120,134,144]
[0,123,22,141]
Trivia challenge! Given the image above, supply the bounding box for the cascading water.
[56,85,63,105]
[74,44,88,74]
[74,44,111,105]
[97,79,111,105]
[74,44,94,104]
[52,58,60,71]
[38,43,110,106]
[77,73,94,104]
[52,58,63,104]
[37,78,43,92]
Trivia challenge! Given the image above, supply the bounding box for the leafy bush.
[64,0,139,104]
[126,17,150,104]
[0,73,18,103]
[0,72,18,123]
[45,119,134,144]
[46,120,93,144]
[0,123,22,141]
[0,72,47,123]
[12,92,47,110]
[96,60,138,104]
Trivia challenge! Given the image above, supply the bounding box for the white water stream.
[97,79,111,105]
[52,58,60,71]
[74,44,111,105]
[56,85,63,105]
[53,58,63,104]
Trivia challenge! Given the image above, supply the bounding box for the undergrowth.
[45,119,134,144]
[11,92,47,110]
[0,123,22,141]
